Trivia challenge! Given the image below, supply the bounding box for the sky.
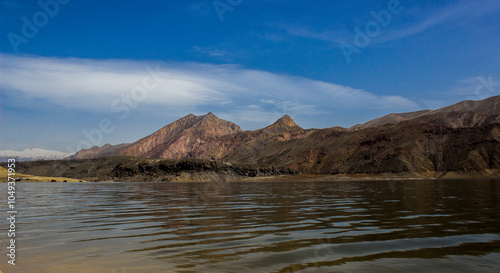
[1,0,500,153]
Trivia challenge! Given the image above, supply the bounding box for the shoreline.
[2,169,499,183]
[236,170,500,182]
[2,160,498,183]
[0,166,85,182]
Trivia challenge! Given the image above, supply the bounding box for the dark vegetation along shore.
[2,157,298,182]
[3,96,500,182]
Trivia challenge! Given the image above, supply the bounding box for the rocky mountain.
[68,96,500,177]
[260,121,500,175]
[194,115,322,163]
[119,112,242,159]
[351,95,500,130]
[71,113,242,160]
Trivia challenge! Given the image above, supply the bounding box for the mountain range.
[0,148,73,162]
[66,95,500,177]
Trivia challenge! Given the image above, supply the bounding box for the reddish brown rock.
[118,113,242,159]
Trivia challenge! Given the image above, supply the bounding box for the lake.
[1,180,500,272]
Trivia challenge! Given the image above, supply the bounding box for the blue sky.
[1,0,500,153]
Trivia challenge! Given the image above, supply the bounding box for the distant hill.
[64,96,500,178]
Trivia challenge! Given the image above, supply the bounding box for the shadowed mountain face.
[71,96,500,175]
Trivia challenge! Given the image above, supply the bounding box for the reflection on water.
[1,180,500,272]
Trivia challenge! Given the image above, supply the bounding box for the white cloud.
[1,54,419,128]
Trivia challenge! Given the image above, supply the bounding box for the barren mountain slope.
[118,113,242,159]
[351,95,500,130]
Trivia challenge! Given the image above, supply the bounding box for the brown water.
[1,180,500,273]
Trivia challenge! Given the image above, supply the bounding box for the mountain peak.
[274,115,298,127]
[201,112,218,120]
[178,113,220,124]
[265,115,301,132]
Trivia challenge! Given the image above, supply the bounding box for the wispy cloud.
[421,74,500,109]
[453,74,500,99]
[192,46,228,57]
[379,0,500,43]
[1,54,419,128]
[282,0,500,46]
[284,26,347,44]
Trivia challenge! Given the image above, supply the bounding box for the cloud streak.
[282,0,500,46]
[1,54,419,128]
[379,0,500,43]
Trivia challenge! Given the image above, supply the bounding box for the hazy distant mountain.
[69,96,500,176]
[0,148,73,162]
